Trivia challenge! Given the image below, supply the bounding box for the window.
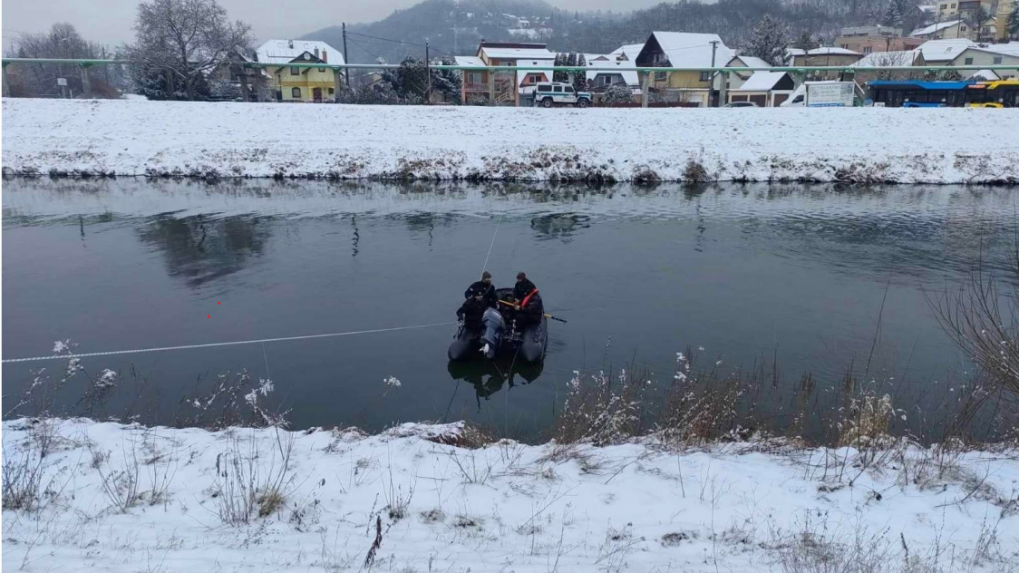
[699,71,711,81]
[290,66,300,75]
[864,47,873,54]
[291,87,301,99]
[537,84,551,92]
[553,85,563,93]
[993,56,1003,64]
[654,71,667,81]
[318,67,326,72]
[951,3,956,7]
[467,72,482,84]
[527,74,543,84]
[565,86,574,93]
[328,87,335,94]
[964,57,974,65]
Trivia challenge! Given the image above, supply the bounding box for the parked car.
[533,82,592,108]
[724,101,759,108]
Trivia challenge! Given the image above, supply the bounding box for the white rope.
[481,216,501,272]
[1,322,456,364]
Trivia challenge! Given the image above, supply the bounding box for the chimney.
[314,47,320,59]
[288,39,294,49]
[322,49,327,62]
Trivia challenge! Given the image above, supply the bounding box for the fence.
[3,57,1018,107]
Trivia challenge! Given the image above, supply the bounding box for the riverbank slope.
[3,99,1017,184]
[3,418,1018,572]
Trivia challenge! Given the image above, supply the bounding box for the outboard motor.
[480,308,505,359]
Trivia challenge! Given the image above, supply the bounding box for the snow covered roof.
[727,55,771,69]
[852,50,919,68]
[805,47,862,56]
[648,32,733,68]
[971,69,1000,80]
[917,38,976,62]
[610,43,645,61]
[911,20,960,37]
[732,71,791,92]
[255,40,344,65]
[480,46,555,60]
[516,69,552,88]
[454,56,485,68]
[585,57,639,86]
[968,43,1019,59]
[785,48,806,57]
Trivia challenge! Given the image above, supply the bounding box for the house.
[634,32,733,106]
[727,71,795,106]
[724,55,772,90]
[950,44,1019,78]
[996,0,1017,39]
[914,38,977,65]
[836,26,925,54]
[208,50,272,102]
[911,20,969,39]
[791,47,864,79]
[460,41,556,106]
[936,0,995,20]
[851,49,921,83]
[585,51,639,92]
[255,40,343,103]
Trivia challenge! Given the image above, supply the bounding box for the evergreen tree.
[883,0,905,28]
[430,56,462,104]
[745,15,790,67]
[553,53,569,82]
[1009,5,1019,39]
[794,31,818,51]
[572,53,587,92]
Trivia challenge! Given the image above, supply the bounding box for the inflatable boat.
[447,288,548,364]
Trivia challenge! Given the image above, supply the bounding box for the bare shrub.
[213,427,295,525]
[658,352,754,445]
[2,440,46,511]
[553,368,650,446]
[683,159,709,183]
[89,437,142,513]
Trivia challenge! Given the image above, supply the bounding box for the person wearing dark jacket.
[464,271,497,308]
[457,291,488,331]
[513,272,542,328]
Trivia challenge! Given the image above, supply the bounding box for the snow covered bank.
[4,418,1018,572]
[3,99,1018,184]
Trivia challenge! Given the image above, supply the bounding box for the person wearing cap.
[513,272,542,328]
[464,271,497,308]
[456,290,488,332]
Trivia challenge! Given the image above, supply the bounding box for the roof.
[454,56,485,67]
[852,50,918,67]
[967,43,1019,59]
[647,32,733,68]
[255,40,344,65]
[727,55,771,69]
[805,47,862,56]
[585,57,639,86]
[917,38,976,61]
[610,43,645,61]
[733,71,791,91]
[971,69,1001,80]
[911,20,960,37]
[480,45,555,60]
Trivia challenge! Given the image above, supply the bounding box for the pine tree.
[794,31,818,51]
[1009,5,1019,40]
[883,0,904,28]
[553,53,569,82]
[572,53,587,92]
[746,15,790,67]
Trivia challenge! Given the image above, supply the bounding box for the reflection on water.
[3,178,1016,439]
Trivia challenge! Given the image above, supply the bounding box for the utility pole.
[342,23,350,86]
[425,41,431,103]
[709,40,719,107]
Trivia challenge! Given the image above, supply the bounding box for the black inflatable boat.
[447,287,548,364]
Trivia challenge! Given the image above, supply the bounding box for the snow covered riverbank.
[3,99,1018,184]
[3,418,1018,572]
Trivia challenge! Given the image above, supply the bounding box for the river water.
[2,178,1015,440]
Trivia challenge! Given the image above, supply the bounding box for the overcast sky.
[2,0,664,48]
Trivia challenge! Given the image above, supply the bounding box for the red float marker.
[207,315,211,318]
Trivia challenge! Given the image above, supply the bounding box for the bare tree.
[124,0,251,101]
[3,23,114,98]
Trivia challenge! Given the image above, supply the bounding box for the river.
[2,178,1015,440]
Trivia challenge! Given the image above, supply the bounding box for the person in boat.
[513,272,543,328]
[464,271,497,308]
[457,290,489,332]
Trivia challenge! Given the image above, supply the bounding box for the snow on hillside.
[3,418,1019,572]
[2,99,1018,184]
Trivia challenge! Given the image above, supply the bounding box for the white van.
[533,82,592,108]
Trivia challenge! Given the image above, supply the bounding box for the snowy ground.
[3,99,1018,184]
[3,418,1018,572]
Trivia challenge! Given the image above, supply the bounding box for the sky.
[2,0,666,49]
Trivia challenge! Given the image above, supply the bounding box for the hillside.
[299,0,932,64]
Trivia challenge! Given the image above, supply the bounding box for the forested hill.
[300,0,932,64]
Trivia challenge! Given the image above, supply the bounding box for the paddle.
[497,300,568,324]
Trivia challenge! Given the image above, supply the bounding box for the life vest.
[521,289,539,310]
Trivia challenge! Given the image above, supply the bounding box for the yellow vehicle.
[966,80,1019,108]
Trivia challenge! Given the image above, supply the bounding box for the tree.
[961,5,990,40]
[794,31,819,51]
[379,57,428,102]
[572,53,588,93]
[745,15,790,67]
[3,23,115,98]
[553,53,569,82]
[1008,5,1019,40]
[430,56,462,104]
[125,0,251,101]
[882,0,905,28]
[601,83,633,105]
